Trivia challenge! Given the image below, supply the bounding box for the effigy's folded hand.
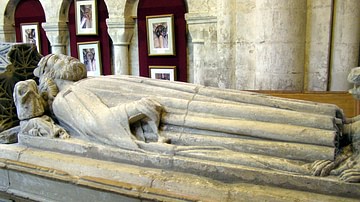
[337,153,360,182]
[339,168,360,182]
[128,97,163,143]
[310,160,335,177]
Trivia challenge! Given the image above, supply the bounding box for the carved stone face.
[34,54,87,82]
[13,80,44,120]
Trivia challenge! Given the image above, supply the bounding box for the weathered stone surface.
[5,53,360,201]
[0,144,358,202]
[16,135,360,199]
[0,126,18,144]
[329,0,360,91]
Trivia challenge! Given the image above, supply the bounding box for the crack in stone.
[180,86,201,140]
[17,146,29,162]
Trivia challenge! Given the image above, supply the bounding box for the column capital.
[106,17,135,45]
[185,14,217,44]
[41,22,68,53]
[185,13,217,25]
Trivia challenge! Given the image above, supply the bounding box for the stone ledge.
[0,143,358,202]
[9,135,360,200]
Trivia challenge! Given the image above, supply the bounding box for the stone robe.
[50,75,344,174]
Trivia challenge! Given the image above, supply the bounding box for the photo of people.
[24,28,36,44]
[83,48,96,71]
[153,23,168,49]
[146,14,175,56]
[155,73,170,80]
[149,66,176,81]
[21,23,41,53]
[75,0,97,35]
[80,5,92,29]
[77,41,102,76]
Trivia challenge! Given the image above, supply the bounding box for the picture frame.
[149,66,176,81]
[20,23,41,53]
[77,41,102,76]
[146,14,175,56]
[75,0,98,35]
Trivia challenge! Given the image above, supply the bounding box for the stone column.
[329,0,360,91]
[235,0,257,90]
[304,0,333,91]
[254,0,307,90]
[188,26,204,85]
[41,22,68,54]
[186,14,216,85]
[217,0,235,89]
[106,18,134,75]
[0,23,16,42]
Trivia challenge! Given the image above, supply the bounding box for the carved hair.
[37,54,87,82]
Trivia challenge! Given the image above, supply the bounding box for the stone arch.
[122,0,189,18]
[3,0,19,23]
[58,1,72,23]
[124,0,139,18]
[1,0,21,41]
[41,0,75,54]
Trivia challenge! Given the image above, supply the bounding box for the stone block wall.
[0,0,359,91]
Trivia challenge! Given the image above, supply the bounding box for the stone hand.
[340,168,360,182]
[310,160,335,177]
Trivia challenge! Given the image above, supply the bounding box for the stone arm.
[121,98,163,143]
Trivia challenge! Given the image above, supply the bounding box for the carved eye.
[18,86,28,96]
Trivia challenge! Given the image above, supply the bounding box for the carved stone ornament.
[0,43,41,136]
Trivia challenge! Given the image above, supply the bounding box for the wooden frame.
[75,0,98,35]
[77,41,102,76]
[149,66,176,81]
[146,14,175,56]
[20,23,41,53]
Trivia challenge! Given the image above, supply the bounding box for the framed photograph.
[146,14,175,56]
[75,0,97,35]
[149,66,176,81]
[20,23,41,53]
[77,41,102,76]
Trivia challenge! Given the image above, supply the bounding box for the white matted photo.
[149,66,176,81]
[146,14,175,56]
[75,0,97,35]
[77,41,102,76]
[20,23,41,53]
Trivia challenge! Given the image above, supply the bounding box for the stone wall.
[0,0,359,91]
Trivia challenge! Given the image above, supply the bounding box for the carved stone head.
[34,54,87,83]
[13,80,45,120]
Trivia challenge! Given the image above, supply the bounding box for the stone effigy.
[14,54,360,179]
[3,53,360,200]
